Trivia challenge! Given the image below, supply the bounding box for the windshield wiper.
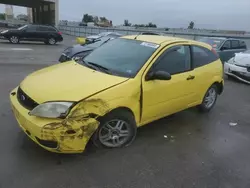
[87,62,113,75]
[80,59,97,71]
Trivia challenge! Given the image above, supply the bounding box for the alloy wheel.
[98,119,131,147]
[204,87,217,109]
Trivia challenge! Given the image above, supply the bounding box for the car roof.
[122,35,189,44]
[121,35,213,49]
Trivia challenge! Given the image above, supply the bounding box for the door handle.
[187,75,195,80]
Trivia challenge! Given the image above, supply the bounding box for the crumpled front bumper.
[10,87,101,153]
[224,63,250,84]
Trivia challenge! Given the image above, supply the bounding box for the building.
[1,0,59,26]
[5,5,14,20]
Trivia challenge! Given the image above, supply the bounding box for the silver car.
[199,37,247,63]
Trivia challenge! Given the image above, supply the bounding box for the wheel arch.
[213,81,224,95]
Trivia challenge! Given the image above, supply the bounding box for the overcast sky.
[0,0,250,30]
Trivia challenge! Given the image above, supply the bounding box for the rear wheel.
[9,36,19,44]
[198,85,218,112]
[92,110,137,148]
[46,37,56,45]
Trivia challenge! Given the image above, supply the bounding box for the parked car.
[0,24,63,45]
[224,50,250,84]
[86,32,122,42]
[199,37,247,62]
[10,35,224,153]
[59,36,115,63]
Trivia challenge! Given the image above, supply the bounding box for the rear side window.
[231,40,240,49]
[38,26,56,32]
[192,46,218,68]
[240,40,247,49]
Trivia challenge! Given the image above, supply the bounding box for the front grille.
[17,87,39,110]
[36,137,58,148]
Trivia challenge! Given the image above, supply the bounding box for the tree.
[0,13,6,20]
[93,16,99,23]
[147,22,157,28]
[82,14,94,23]
[188,21,194,29]
[100,17,108,22]
[124,19,131,26]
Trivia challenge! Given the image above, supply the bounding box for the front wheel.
[9,36,19,44]
[92,110,137,148]
[198,85,218,112]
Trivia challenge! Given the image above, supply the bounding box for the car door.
[218,40,231,62]
[141,44,197,124]
[22,25,39,41]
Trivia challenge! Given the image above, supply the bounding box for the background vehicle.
[199,37,247,62]
[10,36,223,153]
[86,32,122,43]
[0,24,63,45]
[224,50,250,84]
[59,36,116,62]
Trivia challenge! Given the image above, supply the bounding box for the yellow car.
[10,35,224,153]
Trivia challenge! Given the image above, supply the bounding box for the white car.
[224,50,250,84]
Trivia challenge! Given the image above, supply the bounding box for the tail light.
[58,31,62,35]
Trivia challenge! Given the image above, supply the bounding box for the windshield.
[83,38,159,77]
[18,25,28,30]
[199,38,224,48]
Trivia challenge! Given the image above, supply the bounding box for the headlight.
[227,57,235,64]
[30,102,74,118]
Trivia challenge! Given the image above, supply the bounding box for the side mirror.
[146,70,172,81]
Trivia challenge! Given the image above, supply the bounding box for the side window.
[153,45,191,75]
[240,41,247,49]
[192,46,218,68]
[26,25,37,32]
[222,41,231,50]
[231,40,240,49]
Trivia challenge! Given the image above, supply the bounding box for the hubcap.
[204,88,216,109]
[99,119,130,147]
[11,36,18,43]
[49,38,55,44]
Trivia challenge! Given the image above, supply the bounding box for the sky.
[0,0,250,31]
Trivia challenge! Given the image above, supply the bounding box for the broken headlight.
[29,102,74,118]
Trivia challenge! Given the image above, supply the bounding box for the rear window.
[192,46,219,68]
[199,38,224,49]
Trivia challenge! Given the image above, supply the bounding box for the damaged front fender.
[41,99,110,152]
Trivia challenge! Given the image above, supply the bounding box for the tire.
[46,37,56,45]
[92,109,137,148]
[198,84,218,112]
[9,36,19,44]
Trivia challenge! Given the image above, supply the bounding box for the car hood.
[64,44,95,57]
[20,61,129,103]
[234,53,250,67]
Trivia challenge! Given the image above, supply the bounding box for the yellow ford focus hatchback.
[10,35,224,153]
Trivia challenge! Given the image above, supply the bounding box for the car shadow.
[0,41,63,46]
